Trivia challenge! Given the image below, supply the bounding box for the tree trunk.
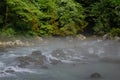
[4,0,8,28]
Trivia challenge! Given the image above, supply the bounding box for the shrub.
[0,28,16,37]
[91,0,120,35]
[38,24,53,36]
[109,28,120,37]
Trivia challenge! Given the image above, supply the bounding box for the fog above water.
[0,37,120,80]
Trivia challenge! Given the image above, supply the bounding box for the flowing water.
[0,38,120,80]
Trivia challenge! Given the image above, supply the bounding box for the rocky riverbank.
[0,34,87,48]
[103,34,120,41]
[0,40,34,48]
[0,33,119,49]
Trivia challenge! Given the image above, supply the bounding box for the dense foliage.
[0,0,120,37]
[90,0,120,35]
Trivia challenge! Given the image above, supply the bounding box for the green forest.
[0,0,120,37]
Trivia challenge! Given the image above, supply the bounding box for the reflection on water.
[0,38,120,80]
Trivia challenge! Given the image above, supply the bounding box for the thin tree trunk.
[4,0,8,28]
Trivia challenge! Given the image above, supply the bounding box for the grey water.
[0,38,120,80]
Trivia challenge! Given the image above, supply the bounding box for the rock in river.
[50,58,62,65]
[16,50,47,68]
[90,72,101,78]
[51,49,66,59]
[31,50,42,56]
[5,68,15,73]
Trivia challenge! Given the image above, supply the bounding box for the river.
[0,38,120,80]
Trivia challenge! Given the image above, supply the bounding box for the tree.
[74,0,100,35]
[0,0,88,36]
[0,0,7,28]
[54,0,87,36]
[90,0,120,35]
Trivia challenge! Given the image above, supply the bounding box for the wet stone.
[0,71,4,74]
[5,69,15,73]
[17,56,32,61]
[16,50,47,67]
[31,50,42,56]
[51,49,66,59]
[18,61,30,68]
[90,72,101,78]
[50,59,62,65]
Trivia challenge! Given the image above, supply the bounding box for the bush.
[0,28,16,37]
[55,0,87,36]
[38,24,53,36]
[90,0,120,35]
[109,28,120,37]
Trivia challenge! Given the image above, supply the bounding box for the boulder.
[17,56,32,67]
[33,56,46,65]
[14,40,24,46]
[50,59,62,65]
[6,41,14,47]
[115,36,120,41]
[103,34,110,40]
[30,50,47,65]
[36,36,43,41]
[16,50,47,67]
[90,72,101,78]
[51,49,66,59]
[17,56,32,61]
[31,50,42,56]
[0,71,4,74]
[5,68,15,73]
[76,34,86,40]
[102,34,120,41]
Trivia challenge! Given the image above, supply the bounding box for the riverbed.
[0,38,120,80]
